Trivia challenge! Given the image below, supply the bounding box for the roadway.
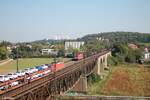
[0,59,13,66]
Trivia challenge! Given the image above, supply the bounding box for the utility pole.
[53,43,57,95]
[16,47,19,72]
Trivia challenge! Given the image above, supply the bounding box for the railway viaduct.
[0,50,111,100]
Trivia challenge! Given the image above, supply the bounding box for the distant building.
[144,52,150,59]
[128,43,138,50]
[96,37,105,41]
[143,47,150,60]
[26,44,32,48]
[144,47,149,52]
[65,41,84,50]
[42,49,58,55]
[6,46,12,52]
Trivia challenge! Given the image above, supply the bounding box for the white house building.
[143,48,150,60]
[65,41,85,50]
[42,49,57,55]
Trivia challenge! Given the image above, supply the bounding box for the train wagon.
[51,62,65,72]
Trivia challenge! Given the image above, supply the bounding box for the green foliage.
[0,46,8,60]
[0,41,10,60]
[139,43,150,47]
[83,40,109,56]
[80,32,150,44]
[57,49,65,57]
[0,41,12,47]
[87,73,101,84]
[112,44,142,64]
[108,56,118,66]
[0,58,53,73]
[65,53,74,58]
[11,44,42,59]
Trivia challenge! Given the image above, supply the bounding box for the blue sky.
[0,0,150,42]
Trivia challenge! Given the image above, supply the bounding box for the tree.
[58,49,65,57]
[83,40,106,56]
[112,43,143,63]
[0,46,8,60]
[80,32,150,44]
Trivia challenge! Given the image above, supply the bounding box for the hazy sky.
[0,0,150,42]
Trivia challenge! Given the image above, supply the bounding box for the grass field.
[88,64,150,96]
[0,58,53,74]
[139,43,150,46]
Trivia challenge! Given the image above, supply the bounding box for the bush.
[108,56,118,66]
[87,73,101,84]
[0,46,8,60]
[112,44,142,64]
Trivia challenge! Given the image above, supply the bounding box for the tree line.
[80,32,150,44]
[0,32,149,61]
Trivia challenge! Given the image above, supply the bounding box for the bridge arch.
[94,51,111,76]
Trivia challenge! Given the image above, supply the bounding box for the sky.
[0,0,150,42]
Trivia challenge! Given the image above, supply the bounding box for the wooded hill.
[79,32,150,44]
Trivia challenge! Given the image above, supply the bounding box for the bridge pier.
[94,57,104,78]
[69,76,87,94]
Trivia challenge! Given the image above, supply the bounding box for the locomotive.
[72,52,84,61]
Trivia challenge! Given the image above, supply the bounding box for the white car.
[10,81,19,87]
[0,75,10,82]
[43,70,51,75]
[0,85,9,90]
[7,73,18,79]
[16,71,25,77]
[30,68,38,73]
[41,65,48,69]
[37,73,43,77]
[24,68,38,74]
[24,68,32,74]
[31,74,39,79]
[0,86,5,91]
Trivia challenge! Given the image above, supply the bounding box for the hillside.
[28,32,150,45]
[79,32,150,44]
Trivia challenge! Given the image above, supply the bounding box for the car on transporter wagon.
[0,75,10,82]
[7,73,18,80]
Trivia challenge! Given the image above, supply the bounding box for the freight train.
[0,61,64,92]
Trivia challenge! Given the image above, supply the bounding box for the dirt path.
[0,59,13,66]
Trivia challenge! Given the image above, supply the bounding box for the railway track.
[0,60,75,95]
